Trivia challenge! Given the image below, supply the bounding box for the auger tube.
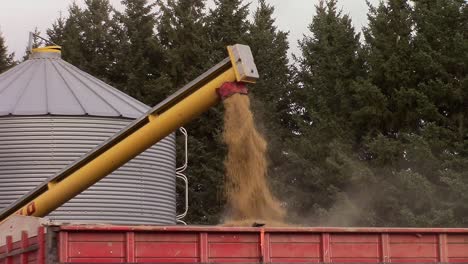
[0,44,259,223]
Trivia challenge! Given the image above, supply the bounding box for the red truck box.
[1,216,468,263]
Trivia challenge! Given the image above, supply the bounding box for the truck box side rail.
[3,221,468,264]
[53,226,468,263]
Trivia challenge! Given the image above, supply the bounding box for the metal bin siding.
[2,225,468,263]
[0,116,176,225]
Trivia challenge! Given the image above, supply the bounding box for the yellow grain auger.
[0,44,258,223]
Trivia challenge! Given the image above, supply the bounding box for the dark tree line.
[0,0,466,226]
[283,0,467,227]
[0,31,14,72]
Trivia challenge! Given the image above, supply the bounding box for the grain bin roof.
[0,47,149,118]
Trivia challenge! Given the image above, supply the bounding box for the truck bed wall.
[2,224,468,263]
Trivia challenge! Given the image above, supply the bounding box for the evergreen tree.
[413,0,467,142]
[47,3,87,68]
[0,30,14,73]
[112,0,166,104]
[246,0,290,123]
[295,0,364,139]
[46,14,65,44]
[47,0,119,82]
[364,0,438,133]
[79,0,120,80]
[284,0,377,225]
[207,0,250,62]
[411,0,468,226]
[360,0,457,226]
[158,0,210,89]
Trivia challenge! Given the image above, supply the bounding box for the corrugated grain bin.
[0,47,176,225]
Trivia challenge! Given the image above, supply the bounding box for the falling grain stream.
[222,94,285,226]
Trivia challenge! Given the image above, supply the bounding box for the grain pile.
[222,94,285,226]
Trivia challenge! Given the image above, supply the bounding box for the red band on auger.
[217,82,249,100]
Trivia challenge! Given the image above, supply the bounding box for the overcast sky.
[0,0,379,60]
